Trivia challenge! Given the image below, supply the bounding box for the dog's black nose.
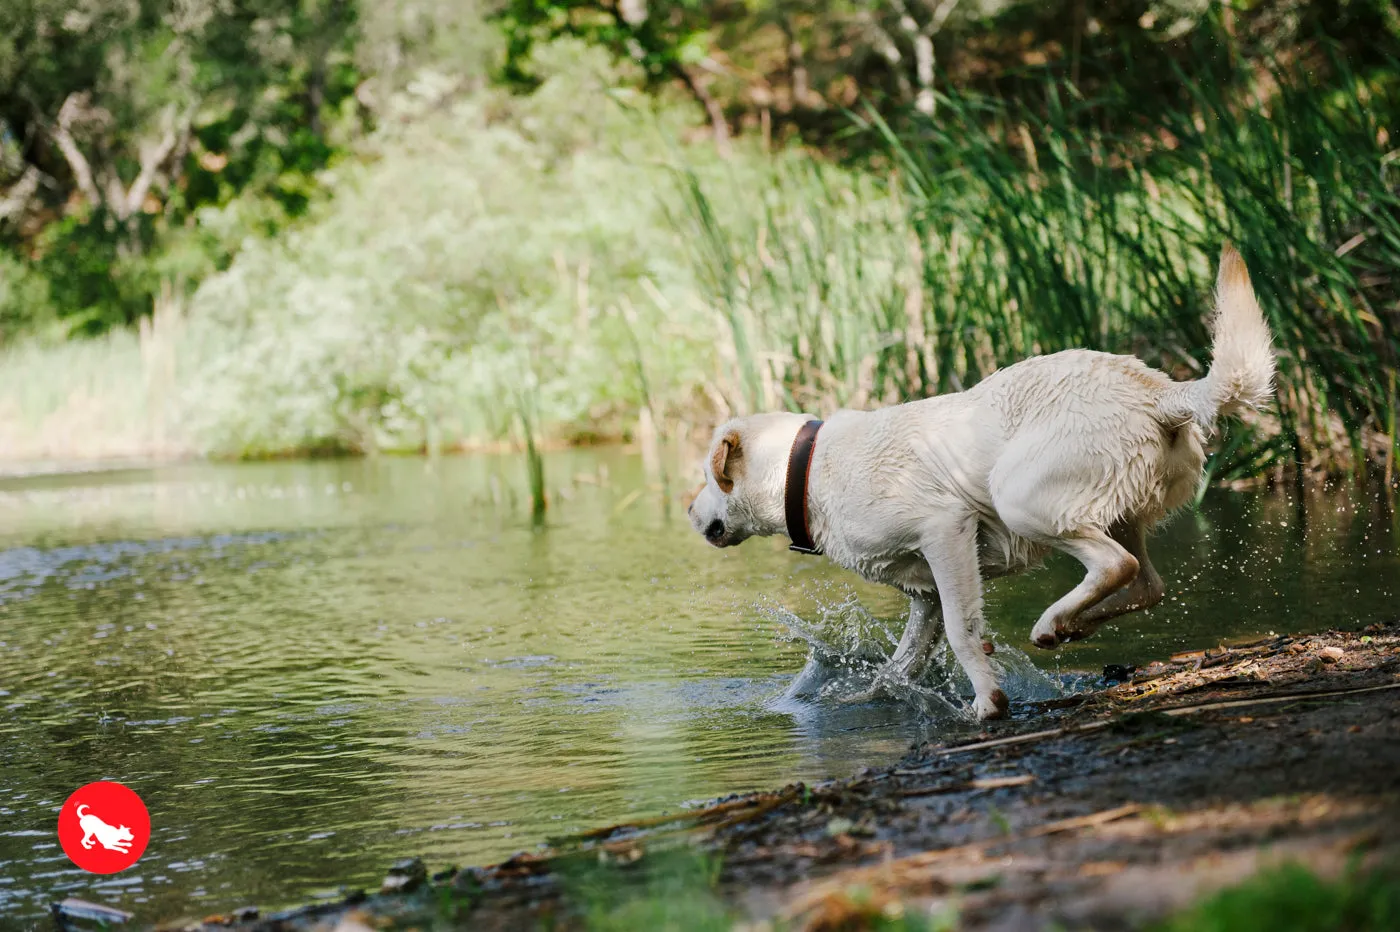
[704,520,725,541]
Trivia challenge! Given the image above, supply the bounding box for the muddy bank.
[120,622,1400,932]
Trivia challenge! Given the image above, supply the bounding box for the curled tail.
[76,803,89,819]
[1159,243,1276,433]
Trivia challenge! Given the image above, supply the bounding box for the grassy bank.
[3,37,1397,485]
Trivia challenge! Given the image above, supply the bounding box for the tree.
[0,0,361,330]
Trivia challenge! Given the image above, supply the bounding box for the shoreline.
[112,620,1400,932]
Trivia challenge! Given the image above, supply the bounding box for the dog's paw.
[973,689,1010,721]
[1030,618,1067,649]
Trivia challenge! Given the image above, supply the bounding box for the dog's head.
[688,412,816,548]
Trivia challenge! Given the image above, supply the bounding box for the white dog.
[76,803,136,853]
[688,245,1274,720]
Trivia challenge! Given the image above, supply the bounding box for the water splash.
[760,589,1075,722]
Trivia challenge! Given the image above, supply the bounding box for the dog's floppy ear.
[709,429,742,493]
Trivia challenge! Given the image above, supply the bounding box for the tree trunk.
[779,15,812,108]
[677,65,731,157]
[50,93,101,209]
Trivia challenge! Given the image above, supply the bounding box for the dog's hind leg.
[1026,528,1140,649]
[1063,520,1164,637]
[887,595,944,681]
[841,596,943,704]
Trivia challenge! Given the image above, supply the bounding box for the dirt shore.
[115,621,1400,932]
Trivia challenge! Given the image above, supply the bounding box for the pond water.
[1,451,1396,924]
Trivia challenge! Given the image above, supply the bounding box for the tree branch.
[120,103,193,219]
[894,0,962,115]
[860,11,913,100]
[50,93,102,209]
[0,165,43,225]
[675,63,732,157]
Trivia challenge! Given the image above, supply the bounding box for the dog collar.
[784,419,823,555]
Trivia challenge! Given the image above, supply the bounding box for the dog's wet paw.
[973,689,1010,720]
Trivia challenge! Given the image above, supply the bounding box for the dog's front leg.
[922,516,1009,721]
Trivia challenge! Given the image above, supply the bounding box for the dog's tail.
[1158,243,1275,433]
[76,803,89,818]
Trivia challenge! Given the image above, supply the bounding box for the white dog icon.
[76,803,136,854]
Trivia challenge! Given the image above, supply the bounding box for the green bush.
[178,40,725,456]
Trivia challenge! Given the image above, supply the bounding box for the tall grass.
[675,41,1400,486]
[1,36,1393,492]
[0,288,190,466]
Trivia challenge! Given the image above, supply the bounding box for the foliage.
[2,3,1399,485]
[174,40,722,457]
[0,0,362,334]
[496,0,1400,147]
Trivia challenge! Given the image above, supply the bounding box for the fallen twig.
[896,773,1035,798]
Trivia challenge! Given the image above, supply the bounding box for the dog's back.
[973,244,1272,539]
[974,349,1205,534]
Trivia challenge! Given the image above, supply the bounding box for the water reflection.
[0,453,1395,923]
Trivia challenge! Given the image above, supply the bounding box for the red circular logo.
[57,781,150,874]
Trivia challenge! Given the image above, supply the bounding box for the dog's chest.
[832,521,1047,593]
[845,548,936,592]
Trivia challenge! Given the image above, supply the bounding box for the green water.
[0,451,1396,925]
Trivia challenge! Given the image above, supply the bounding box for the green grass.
[557,848,732,932]
[555,847,958,932]
[0,314,188,463]
[1155,861,1400,932]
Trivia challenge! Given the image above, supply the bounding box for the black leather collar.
[784,419,823,555]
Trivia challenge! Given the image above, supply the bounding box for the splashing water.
[759,586,1076,721]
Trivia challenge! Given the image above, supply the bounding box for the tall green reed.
[673,40,1399,487]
